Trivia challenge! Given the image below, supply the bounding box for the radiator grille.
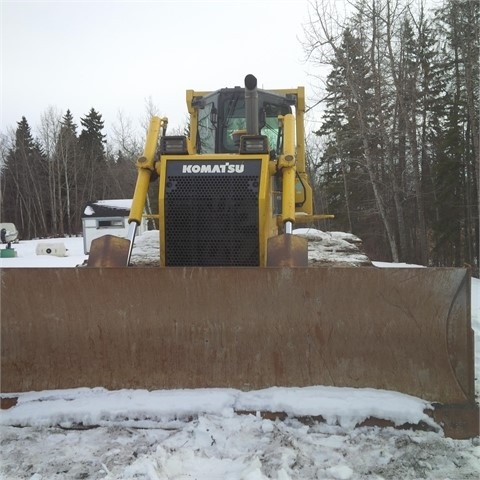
[164,160,261,266]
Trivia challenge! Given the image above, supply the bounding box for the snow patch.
[1,386,436,431]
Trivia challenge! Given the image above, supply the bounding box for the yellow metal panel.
[256,154,274,265]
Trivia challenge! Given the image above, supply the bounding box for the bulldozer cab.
[192,87,295,155]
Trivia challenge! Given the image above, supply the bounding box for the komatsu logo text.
[182,163,245,174]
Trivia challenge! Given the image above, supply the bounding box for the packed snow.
[1,231,479,479]
[84,200,134,214]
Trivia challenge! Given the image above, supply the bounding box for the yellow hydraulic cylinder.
[282,166,296,225]
[129,117,163,224]
[277,113,296,227]
[278,114,296,168]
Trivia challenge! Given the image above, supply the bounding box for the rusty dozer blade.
[1,267,478,438]
[267,234,308,266]
[87,235,131,267]
[87,223,138,267]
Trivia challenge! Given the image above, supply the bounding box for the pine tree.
[53,109,79,234]
[77,108,108,213]
[431,0,479,271]
[314,24,397,260]
[78,108,106,163]
[1,117,49,238]
[315,28,374,238]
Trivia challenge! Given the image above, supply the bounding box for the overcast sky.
[1,0,321,137]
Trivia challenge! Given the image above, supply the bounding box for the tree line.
[0,109,140,239]
[304,0,478,274]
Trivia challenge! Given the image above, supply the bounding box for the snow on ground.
[1,232,479,479]
[295,228,372,267]
[0,228,373,269]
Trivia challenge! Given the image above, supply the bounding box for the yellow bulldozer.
[2,75,478,439]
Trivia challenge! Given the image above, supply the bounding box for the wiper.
[223,95,240,128]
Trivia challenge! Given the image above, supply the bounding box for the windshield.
[195,90,293,154]
[223,96,246,151]
[197,101,216,153]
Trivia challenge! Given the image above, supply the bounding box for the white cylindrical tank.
[35,242,68,257]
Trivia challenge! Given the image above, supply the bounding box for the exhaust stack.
[244,74,259,135]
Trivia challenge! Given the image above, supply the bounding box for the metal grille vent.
[164,161,261,266]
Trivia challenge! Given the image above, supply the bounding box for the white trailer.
[82,199,148,254]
